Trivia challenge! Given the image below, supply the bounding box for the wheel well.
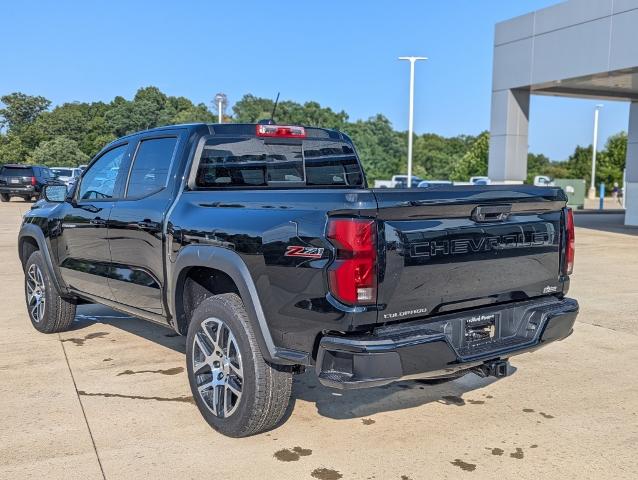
[19,237,39,270]
[175,266,240,335]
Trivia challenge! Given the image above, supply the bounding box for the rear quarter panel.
[169,189,378,355]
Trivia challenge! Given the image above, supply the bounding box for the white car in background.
[417,180,453,188]
[374,179,395,188]
[374,175,425,188]
[50,167,82,190]
[534,175,554,186]
[469,176,491,185]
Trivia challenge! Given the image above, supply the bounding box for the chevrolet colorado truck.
[18,123,579,437]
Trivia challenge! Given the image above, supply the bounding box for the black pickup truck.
[18,123,578,437]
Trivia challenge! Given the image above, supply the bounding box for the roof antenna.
[269,92,280,124]
[257,93,281,125]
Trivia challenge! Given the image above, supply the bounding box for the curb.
[573,209,625,215]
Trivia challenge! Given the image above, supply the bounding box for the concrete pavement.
[1,199,637,480]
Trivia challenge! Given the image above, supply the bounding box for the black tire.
[21,195,32,202]
[186,293,293,437]
[24,251,76,333]
[0,193,10,202]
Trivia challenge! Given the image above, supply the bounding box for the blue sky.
[1,0,630,161]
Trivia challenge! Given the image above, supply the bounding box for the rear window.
[1,166,33,177]
[195,137,363,188]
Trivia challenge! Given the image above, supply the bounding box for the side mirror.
[43,184,68,203]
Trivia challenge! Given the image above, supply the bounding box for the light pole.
[214,93,228,124]
[399,56,427,188]
[588,104,604,199]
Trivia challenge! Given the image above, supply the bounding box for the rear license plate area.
[464,313,498,345]
[10,179,19,184]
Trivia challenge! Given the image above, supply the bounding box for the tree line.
[0,87,628,187]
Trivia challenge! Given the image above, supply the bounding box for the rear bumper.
[316,297,578,389]
[0,185,35,195]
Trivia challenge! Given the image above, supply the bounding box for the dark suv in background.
[0,164,58,202]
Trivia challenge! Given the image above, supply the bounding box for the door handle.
[89,218,107,227]
[471,205,512,223]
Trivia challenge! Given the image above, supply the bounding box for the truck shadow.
[70,304,186,354]
[71,303,510,420]
[290,370,503,420]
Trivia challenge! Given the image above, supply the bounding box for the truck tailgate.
[373,186,568,322]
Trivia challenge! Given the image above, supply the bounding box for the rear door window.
[195,137,362,188]
[126,137,178,198]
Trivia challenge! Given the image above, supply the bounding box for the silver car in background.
[50,167,82,190]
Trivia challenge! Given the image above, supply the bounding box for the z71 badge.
[284,246,325,259]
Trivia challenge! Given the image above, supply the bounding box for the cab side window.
[126,137,178,198]
[78,145,127,200]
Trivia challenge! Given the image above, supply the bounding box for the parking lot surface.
[1,200,637,480]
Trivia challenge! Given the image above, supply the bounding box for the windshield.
[51,168,73,177]
[196,137,364,188]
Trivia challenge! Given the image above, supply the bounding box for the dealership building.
[488,0,638,225]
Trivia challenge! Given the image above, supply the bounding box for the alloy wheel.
[192,317,244,418]
[26,264,46,323]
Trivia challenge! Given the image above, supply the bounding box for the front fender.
[18,223,69,297]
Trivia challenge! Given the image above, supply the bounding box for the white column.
[399,56,427,188]
[406,61,415,188]
[625,101,638,226]
[488,88,530,183]
[588,106,602,200]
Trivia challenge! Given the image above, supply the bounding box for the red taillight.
[30,176,36,186]
[327,218,377,305]
[256,124,306,138]
[564,208,575,275]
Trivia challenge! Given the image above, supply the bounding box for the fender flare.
[18,224,69,297]
[168,245,307,366]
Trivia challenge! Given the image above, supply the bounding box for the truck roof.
[88,122,359,179]
[1,164,49,168]
[113,123,350,143]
